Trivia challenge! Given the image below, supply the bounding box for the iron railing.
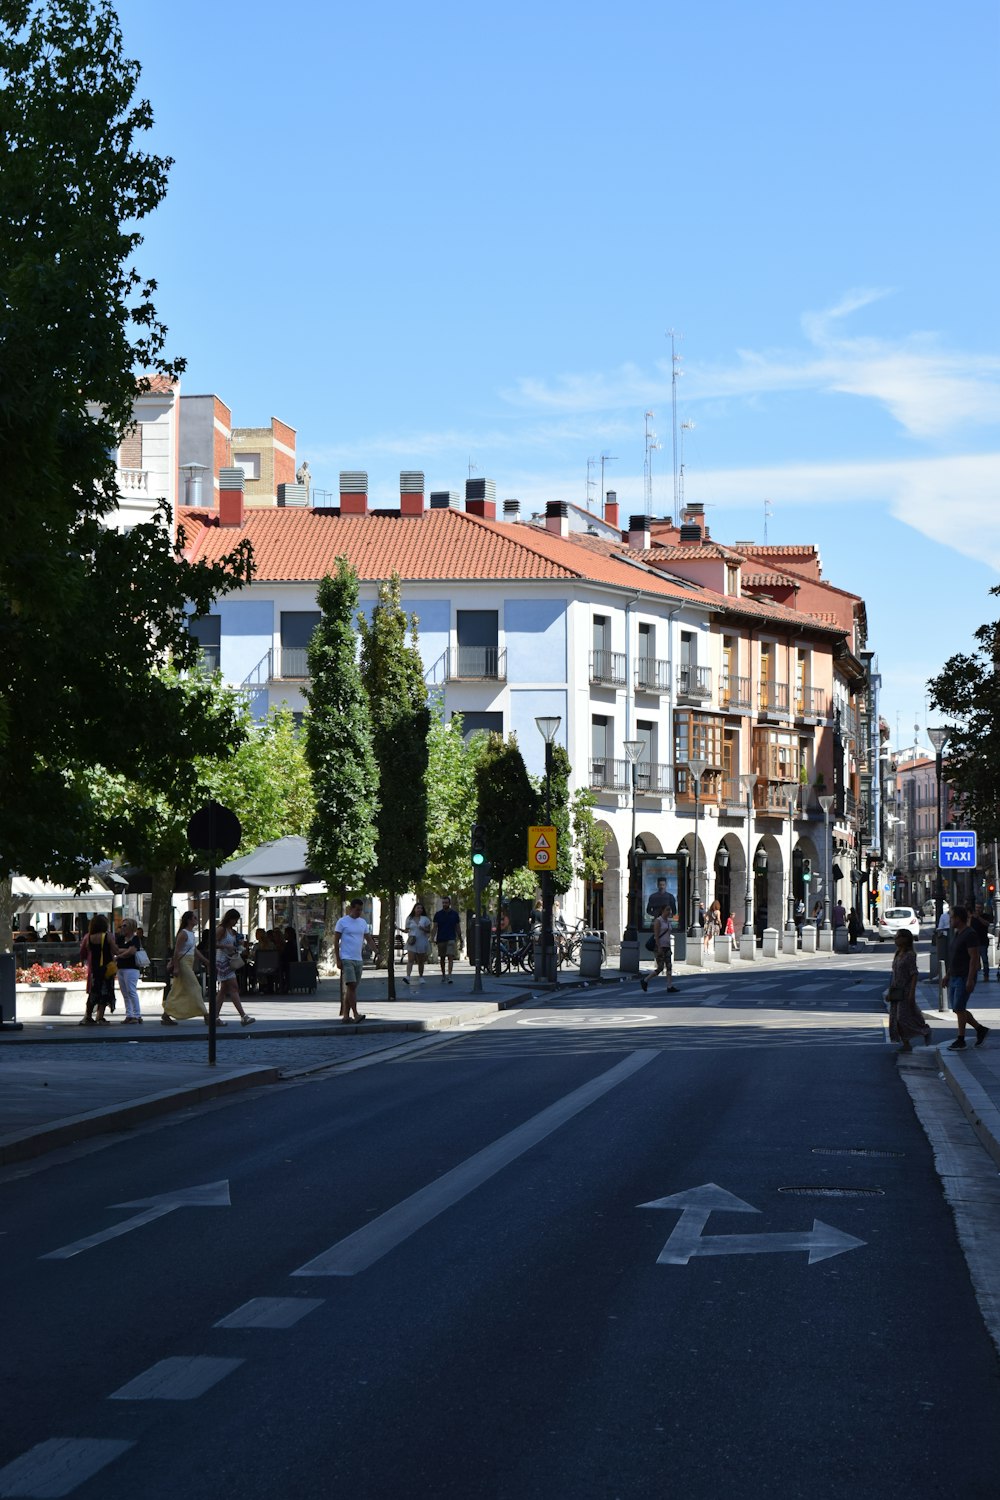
[677,664,712,699]
[795,685,829,719]
[635,657,671,693]
[589,757,630,791]
[447,646,507,680]
[720,674,751,710]
[590,649,627,687]
[759,680,790,716]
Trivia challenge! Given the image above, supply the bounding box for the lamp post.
[927,726,949,1011]
[818,794,835,930]
[785,783,800,932]
[686,756,709,936]
[739,772,757,941]
[622,739,645,943]
[534,715,562,984]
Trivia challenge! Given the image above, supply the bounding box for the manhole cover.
[779,1186,885,1199]
[812,1147,905,1159]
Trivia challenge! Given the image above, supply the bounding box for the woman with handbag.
[78,915,119,1026]
[162,910,209,1025]
[887,929,932,1051]
[115,916,144,1024]
[214,908,255,1026]
[403,902,431,986]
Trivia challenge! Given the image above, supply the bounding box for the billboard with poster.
[637,852,688,934]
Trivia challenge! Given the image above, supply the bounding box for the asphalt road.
[2,948,999,1499]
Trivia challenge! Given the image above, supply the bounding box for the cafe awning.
[211,836,319,891]
[12,877,114,915]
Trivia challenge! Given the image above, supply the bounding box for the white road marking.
[0,1437,134,1498]
[109,1356,243,1401]
[292,1049,659,1277]
[518,1013,658,1028]
[41,1181,231,1261]
[639,1182,866,1266]
[214,1298,324,1330]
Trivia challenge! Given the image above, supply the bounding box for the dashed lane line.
[109,1356,243,1402]
[0,1438,135,1499]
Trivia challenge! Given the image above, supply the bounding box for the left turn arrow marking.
[40,1180,231,1261]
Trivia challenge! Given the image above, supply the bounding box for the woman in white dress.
[162,911,208,1025]
[403,902,432,985]
[214,908,255,1026]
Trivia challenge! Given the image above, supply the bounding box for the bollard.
[739,934,756,961]
[818,927,834,953]
[619,938,640,974]
[800,925,817,954]
[781,927,798,955]
[762,928,779,958]
[714,936,732,965]
[833,926,849,953]
[0,952,22,1030]
[579,934,604,979]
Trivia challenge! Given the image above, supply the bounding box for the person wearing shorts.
[334,898,374,1022]
[946,905,990,1050]
[640,912,677,993]
[433,896,461,982]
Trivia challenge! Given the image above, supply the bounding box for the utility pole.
[668,329,683,515]
[599,452,617,514]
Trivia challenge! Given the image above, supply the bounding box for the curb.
[938,1051,1000,1172]
[0,1065,281,1168]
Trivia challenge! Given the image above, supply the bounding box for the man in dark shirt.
[432,896,461,983]
[645,878,677,924]
[971,904,991,982]
[945,906,990,1050]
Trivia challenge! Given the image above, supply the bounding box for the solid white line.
[0,1437,134,1498]
[109,1356,243,1401]
[292,1049,659,1277]
[214,1298,324,1330]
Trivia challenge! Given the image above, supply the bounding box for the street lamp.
[785,783,800,932]
[622,738,645,942]
[739,772,757,941]
[818,794,835,930]
[534,715,562,983]
[686,756,710,936]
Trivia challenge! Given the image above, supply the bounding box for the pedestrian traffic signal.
[802,858,812,881]
[471,824,487,866]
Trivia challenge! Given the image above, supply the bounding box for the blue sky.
[119,0,999,750]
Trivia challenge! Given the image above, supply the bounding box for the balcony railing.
[278,646,311,680]
[447,646,507,680]
[633,761,672,795]
[116,467,149,494]
[720,673,752,711]
[758,680,790,717]
[720,777,752,810]
[590,649,626,687]
[795,685,828,719]
[589,757,630,791]
[635,657,671,694]
[198,645,221,674]
[677,664,712,700]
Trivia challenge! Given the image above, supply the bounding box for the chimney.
[339,470,368,515]
[545,500,569,539]
[678,522,702,545]
[604,489,619,530]
[400,470,425,518]
[429,490,460,509]
[277,482,308,508]
[218,466,245,526]
[502,498,521,522]
[628,513,651,550]
[465,476,496,520]
[679,502,706,542]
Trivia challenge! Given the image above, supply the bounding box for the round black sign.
[187,800,242,860]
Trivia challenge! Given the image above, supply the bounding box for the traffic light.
[471,824,487,866]
[802,857,812,881]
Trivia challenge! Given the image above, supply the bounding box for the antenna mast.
[586,456,597,509]
[643,411,660,516]
[763,497,772,544]
[668,329,683,514]
[599,451,617,513]
[679,420,695,511]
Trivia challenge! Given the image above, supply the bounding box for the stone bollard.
[800,925,817,954]
[619,938,640,974]
[762,927,779,958]
[781,926,798,955]
[818,927,834,953]
[714,936,732,965]
[739,934,756,961]
[834,926,849,953]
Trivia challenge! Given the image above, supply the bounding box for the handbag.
[228,953,245,971]
[135,948,150,969]
[645,935,656,952]
[887,982,906,1003]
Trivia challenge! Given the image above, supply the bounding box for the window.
[189,612,220,672]
[455,610,501,677]
[753,728,803,782]
[593,615,610,654]
[234,451,260,481]
[280,611,321,678]
[726,563,739,595]
[454,710,503,738]
[591,714,612,784]
[635,718,657,789]
[638,622,653,660]
[674,711,724,792]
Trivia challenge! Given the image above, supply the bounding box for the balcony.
[635,657,671,694]
[277,646,311,680]
[589,757,630,792]
[795,685,829,720]
[633,761,673,795]
[198,645,221,674]
[590,649,626,687]
[720,777,752,811]
[758,680,790,718]
[754,780,800,815]
[720,673,752,711]
[674,766,723,804]
[446,646,507,681]
[116,467,149,495]
[677,664,712,701]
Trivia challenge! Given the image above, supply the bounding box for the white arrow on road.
[639,1182,865,1266]
[41,1181,231,1261]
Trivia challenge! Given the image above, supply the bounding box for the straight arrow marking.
[41,1181,231,1261]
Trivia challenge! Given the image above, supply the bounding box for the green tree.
[547,744,573,898]
[0,0,253,938]
[359,575,430,993]
[476,733,537,964]
[571,787,611,926]
[927,592,1000,845]
[304,561,378,963]
[214,705,314,855]
[423,707,484,909]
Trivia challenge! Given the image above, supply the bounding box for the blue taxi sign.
[938,831,977,869]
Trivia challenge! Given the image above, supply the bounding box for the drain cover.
[779,1186,885,1198]
[812,1147,905,1159]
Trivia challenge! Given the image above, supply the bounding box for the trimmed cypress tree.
[304,560,378,966]
[475,733,537,968]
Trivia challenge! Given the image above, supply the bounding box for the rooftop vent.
[430,490,460,509]
[545,499,569,538]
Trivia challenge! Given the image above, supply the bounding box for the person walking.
[832,900,846,932]
[887,929,932,1051]
[115,916,144,1024]
[971,904,991,983]
[432,896,461,983]
[945,906,990,1050]
[334,897,374,1022]
[703,900,721,952]
[162,910,209,1026]
[641,908,678,993]
[214,909,255,1026]
[78,915,119,1026]
[403,902,431,985]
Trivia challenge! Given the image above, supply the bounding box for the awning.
[210,836,319,890]
[12,877,114,915]
[832,863,844,881]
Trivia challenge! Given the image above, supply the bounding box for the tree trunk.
[494,873,504,975]
[318,893,340,976]
[148,865,176,969]
[0,874,13,954]
[386,887,396,1000]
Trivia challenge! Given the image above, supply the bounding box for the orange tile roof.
[176,506,723,605]
[139,374,178,395]
[642,541,745,562]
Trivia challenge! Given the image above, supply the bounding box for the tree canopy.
[927,589,1000,844]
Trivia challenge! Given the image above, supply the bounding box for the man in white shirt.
[334,898,374,1023]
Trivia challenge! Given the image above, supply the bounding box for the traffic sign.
[528,824,557,871]
[938,830,977,869]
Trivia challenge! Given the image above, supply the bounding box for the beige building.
[231,418,297,508]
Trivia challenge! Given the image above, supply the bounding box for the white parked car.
[877,907,921,941]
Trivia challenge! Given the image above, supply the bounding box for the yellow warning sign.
[528,824,557,871]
